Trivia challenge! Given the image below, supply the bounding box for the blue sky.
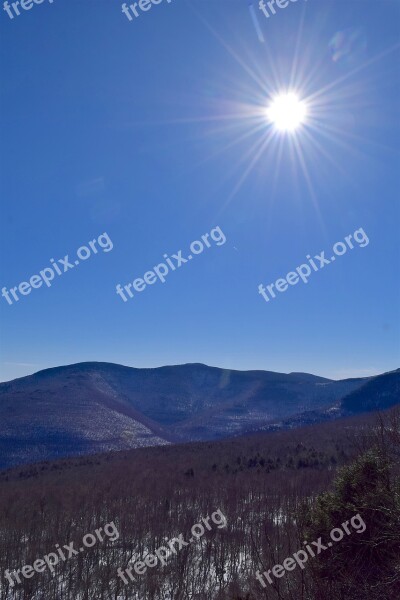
[0,0,399,382]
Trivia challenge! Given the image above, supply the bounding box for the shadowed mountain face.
[340,368,400,413]
[249,369,400,433]
[0,362,398,470]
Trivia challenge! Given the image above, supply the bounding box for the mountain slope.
[0,362,396,469]
[0,364,172,469]
[340,368,400,414]
[247,369,400,434]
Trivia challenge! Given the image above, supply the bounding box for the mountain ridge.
[0,362,398,470]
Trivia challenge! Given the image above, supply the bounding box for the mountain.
[248,369,400,433]
[0,363,172,470]
[340,368,400,413]
[0,362,397,470]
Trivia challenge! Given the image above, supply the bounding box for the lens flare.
[266,93,307,132]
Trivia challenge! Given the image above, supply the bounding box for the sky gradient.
[0,0,399,382]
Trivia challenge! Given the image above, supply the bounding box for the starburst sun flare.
[266,92,308,132]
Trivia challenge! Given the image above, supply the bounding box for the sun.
[266,92,307,132]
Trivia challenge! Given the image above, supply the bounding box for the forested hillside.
[1,409,398,599]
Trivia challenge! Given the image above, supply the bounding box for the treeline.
[0,410,398,599]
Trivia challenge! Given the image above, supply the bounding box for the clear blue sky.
[0,0,399,382]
